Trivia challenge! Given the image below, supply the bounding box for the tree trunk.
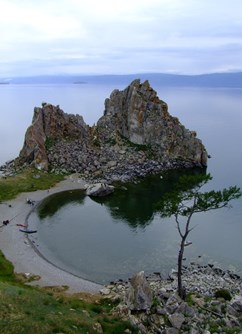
[177,239,186,299]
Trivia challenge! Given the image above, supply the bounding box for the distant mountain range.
[1,72,242,87]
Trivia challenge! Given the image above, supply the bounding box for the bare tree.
[156,173,242,299]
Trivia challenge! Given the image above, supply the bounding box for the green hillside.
[0,251,137,334]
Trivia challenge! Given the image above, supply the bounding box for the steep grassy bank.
[0,251,137,334]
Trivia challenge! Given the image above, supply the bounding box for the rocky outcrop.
[126,271,153,311]
[105,264,242,333]
[97,79,207,166]
[17,103,89,170]
[15,80,208,178]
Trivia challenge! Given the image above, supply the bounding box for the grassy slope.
[0,168,64,202]
[0,251,136,334]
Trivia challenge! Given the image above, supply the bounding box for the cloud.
[0,0,242,76]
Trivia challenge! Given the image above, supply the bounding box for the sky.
[0,0,242,77]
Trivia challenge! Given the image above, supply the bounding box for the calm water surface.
[1,83,242,283]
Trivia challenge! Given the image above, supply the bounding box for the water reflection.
[38,189,85,218]
[92,168,206,228]
[32,167,210,283]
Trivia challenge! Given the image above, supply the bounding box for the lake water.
[1,82,242,283]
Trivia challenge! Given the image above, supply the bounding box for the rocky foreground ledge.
[1,79,208,181]
[102,264,242,333]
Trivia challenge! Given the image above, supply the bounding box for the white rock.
[100,288,111,295]
[86,183,114,197]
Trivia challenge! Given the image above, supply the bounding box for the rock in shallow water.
[86,183,114,197]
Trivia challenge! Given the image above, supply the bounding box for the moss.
[151,296,160,309]
[185,292,195,306]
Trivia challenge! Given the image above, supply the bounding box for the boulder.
[126,271,153,311]
[168,313,185,329]
[86,183,114,197]
[231,295,242,312]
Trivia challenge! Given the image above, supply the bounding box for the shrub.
[214,289,232,301]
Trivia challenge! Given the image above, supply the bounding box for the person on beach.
[26,198,35,206]
[2,220,9,225]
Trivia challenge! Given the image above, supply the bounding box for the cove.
[28,167,241,284]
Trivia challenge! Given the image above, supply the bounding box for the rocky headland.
[1,79,207,181]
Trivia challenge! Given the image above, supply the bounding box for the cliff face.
[18,103,89,170]
[97,79,207,166]
[17,80,207,177]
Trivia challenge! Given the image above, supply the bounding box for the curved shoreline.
[0,174,103,293]
[26,201,102,288]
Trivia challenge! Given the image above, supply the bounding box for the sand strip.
[0,175,103,293]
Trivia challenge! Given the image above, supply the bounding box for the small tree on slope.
[156,173,242,299]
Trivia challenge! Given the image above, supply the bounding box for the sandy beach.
[0,174,103,293]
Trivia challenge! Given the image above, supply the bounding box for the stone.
[169,269,178,280]
[176,301,196,317]
[189,329,201,334]
[100,288,111,295]
[231,295,242,312]
[162,328,179,334]
[150,313,166,327]
[126,271,153,311]
[124,329,132,334]
[168,313,185,329]
[227,304,239,317]
[165,294,181,314]
[92,322,103,334]
[86,183,114,197]
[107,160,117,168]
[106,263,242,334]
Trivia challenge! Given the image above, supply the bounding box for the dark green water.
[28,167,242,284]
